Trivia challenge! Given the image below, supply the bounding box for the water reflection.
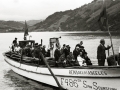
[4,70,57,90]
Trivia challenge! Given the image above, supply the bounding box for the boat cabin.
[49,37,60,49]
[19,40,35,48]
[49,37,61,58]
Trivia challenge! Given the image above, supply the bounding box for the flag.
[24,21,29,40]
[98,6,108,31]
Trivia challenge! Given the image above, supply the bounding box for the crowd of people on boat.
[11,38,50,62]
[11,37,120,67]
[53,41,92,67]
[11,38,92,66]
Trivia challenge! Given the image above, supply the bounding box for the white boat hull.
[4,54,120,90]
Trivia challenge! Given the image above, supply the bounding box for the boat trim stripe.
[4,57,120,78]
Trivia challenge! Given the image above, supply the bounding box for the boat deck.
[4,51,120,69]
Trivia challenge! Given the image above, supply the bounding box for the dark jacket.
[42,48,46,57]
[24,46,32,57]
[33,47,41,58]
[107,54,120,66]
[73,49,80,60]
[63,48,69,58]
[13,40,17,46]
[54,49,61,61]
[76,44,84,48]
[97,44,111,60]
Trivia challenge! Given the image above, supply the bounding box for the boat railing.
[4,51,120,68]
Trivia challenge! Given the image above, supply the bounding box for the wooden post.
[107,24,115,61]
[39,52,64,90]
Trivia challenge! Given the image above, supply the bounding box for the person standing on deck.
[12,38,18,52]
[13,38,18,46]
[97,39,111,66]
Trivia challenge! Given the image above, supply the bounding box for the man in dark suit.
[97,39,111,66]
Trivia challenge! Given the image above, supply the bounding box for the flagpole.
[107,21,115,60]
[103,0,115,60]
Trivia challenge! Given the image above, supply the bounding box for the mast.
[24,20,29,40]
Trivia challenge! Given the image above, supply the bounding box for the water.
[0,32,120,90]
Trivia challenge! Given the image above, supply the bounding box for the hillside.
[20,20,43,26]
[33,0,120,32]
[0,20,24,32]
[0,19,43,32]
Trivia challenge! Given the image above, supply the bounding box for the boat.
[3,3,120,90]
[3,36,120,90]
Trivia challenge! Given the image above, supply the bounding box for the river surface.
[0,32,120,90]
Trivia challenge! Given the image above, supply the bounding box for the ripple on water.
[4,70,58,90]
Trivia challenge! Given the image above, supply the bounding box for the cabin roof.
[19,40,35,43]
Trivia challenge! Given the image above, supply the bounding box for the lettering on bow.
[69,70,107,75]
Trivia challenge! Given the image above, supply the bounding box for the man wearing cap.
[97,39,111,66]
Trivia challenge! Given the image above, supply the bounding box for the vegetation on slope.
[33,0,120,32]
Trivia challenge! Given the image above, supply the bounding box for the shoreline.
[1,31,120,34]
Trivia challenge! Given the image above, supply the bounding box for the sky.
[0,0,93,21]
